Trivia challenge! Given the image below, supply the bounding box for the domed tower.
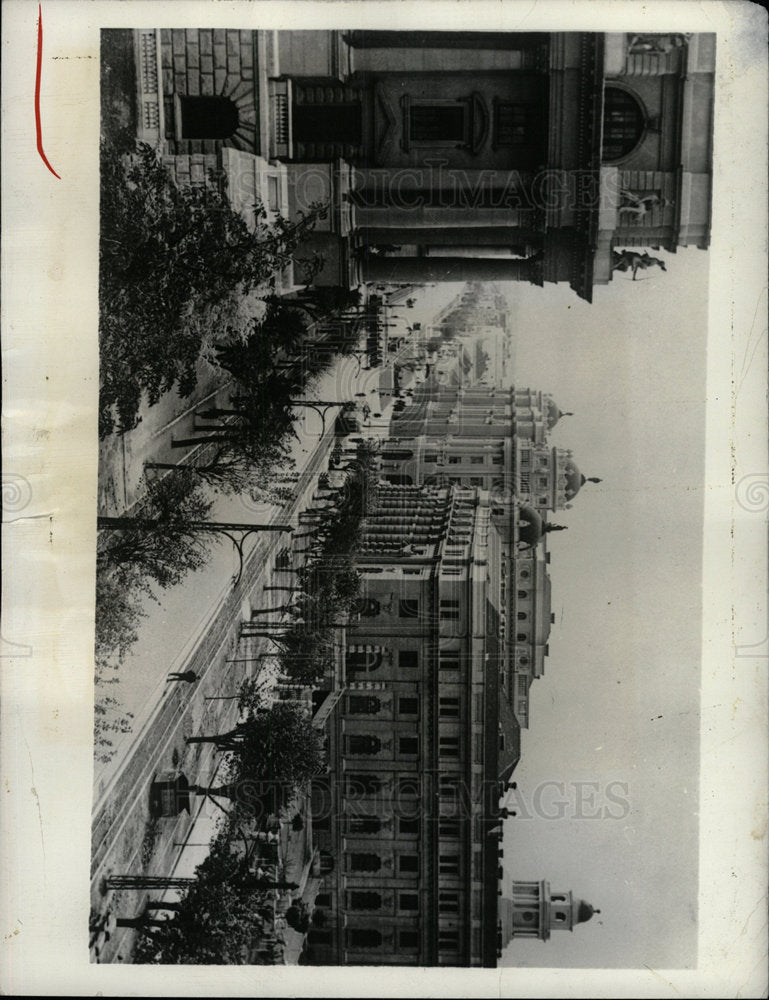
[501,880,599,943]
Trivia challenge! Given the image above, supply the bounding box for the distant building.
[131,28,715,299]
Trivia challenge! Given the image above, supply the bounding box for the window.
[346,774,381,796]
[518,590,528,600]
[399,650,419,669]
[439,735,460,758]
[347,735,381,756]
[517,632,528,642]
[517,612,528,621]
[520,569,530,580]
[347,695,381,715]
[399,736,419,756]
[439,929,459,950]
[399,816,420,836]
[602,86,645,163]
[439,818,460,838]
[409,103,466,143]
[440,599,460,621]
[316,892,331,908]
[179,96,239,140]
[399,599,420,619]
[439,696,460,718]
[348,891,382,910]
[399,893,419,911]
[266,175,280,212]
[493,102,533,146]
[349,852,381,872]
[381,449,413,461]
[440,654,460,671]
[471,456,485,465]
[424,453,438,464]
[348,816,382,835]
[399,854,420,874]
[398,697,419,716]
[399,930,420,949]
[347,929,382,949]
[347,650,383,673]
[439,854,460,875]
[353,597,381,618]
[492,455,503,465]
[439,891,459,914]
[517,675,529,695]
[555,912,567,923]
[448,456,461,465]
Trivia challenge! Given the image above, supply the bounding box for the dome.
[517,505,543,548]
[563,460,601,501]
[564,458,585,500]
[544,396,572,430]
[575,900,600,923]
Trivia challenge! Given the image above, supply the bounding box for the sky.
[419,251,709,968]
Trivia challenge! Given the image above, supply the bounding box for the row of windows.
[343,816,466,838]
[344,733,465,758]
[345,695,460,717]
[347,852,463,876]
[308,927,459,952]
[346,649,468,674]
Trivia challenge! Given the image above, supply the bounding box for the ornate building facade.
[131,28,715,298]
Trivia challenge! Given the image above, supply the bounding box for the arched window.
[347,651,383,673]
[353,598,381,618]
[602,87,646,162]
[517,611,528,621]
[517,632,528,642]
[518,590,529,599]
[179,96,239,140]
[555,912,567,922]
[347,695,381,714]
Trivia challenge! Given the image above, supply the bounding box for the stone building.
[308,482,518,965]
[131,28,715,298]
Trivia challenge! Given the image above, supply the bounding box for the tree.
[97,469,215,589]
[131,829,270,964]
[99,139,328,436]
[145,451,297,504]
[186,700,326,794]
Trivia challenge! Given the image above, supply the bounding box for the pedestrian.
[166,671,198,683]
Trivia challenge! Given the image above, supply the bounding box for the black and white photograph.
[2,1,767,995]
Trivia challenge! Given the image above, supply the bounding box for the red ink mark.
[35,4,60,179]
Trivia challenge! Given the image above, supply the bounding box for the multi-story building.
[131,28,715,298]
[308,482,517,966]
